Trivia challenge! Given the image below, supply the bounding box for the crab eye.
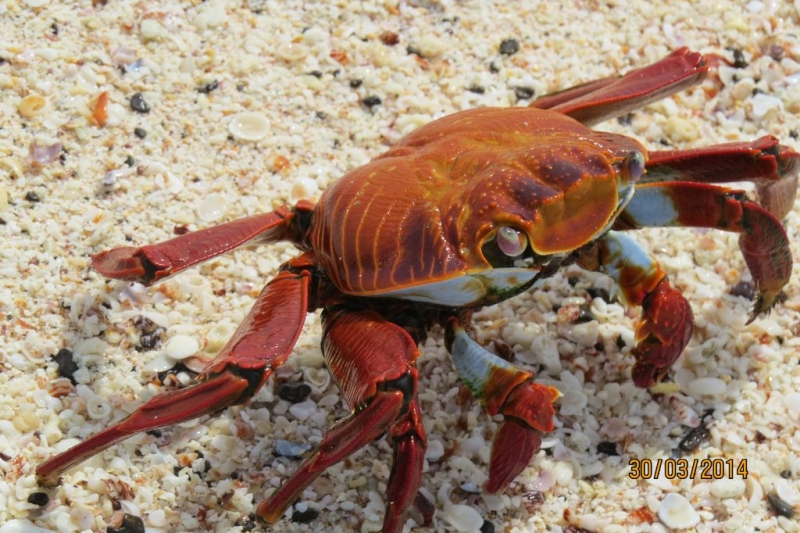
[623,151,646,182]
[495,226,528,257]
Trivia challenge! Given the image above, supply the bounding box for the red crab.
[38,48,798,531]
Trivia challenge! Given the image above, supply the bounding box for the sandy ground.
[2,1,800,532]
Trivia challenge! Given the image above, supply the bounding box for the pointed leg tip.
[90,246,153,283]
[255,500,284,525]
[749,290,781,323]
[35,468,61,488]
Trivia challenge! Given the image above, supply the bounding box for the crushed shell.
[17,94,47,119]
[228,111,270,141]
[6,2,800,532]
[441,504,484,532]
[658,493,700,529]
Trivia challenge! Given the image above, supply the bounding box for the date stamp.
[629,458,748,480]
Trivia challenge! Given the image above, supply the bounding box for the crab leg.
[37,257,312,486]
[258,309,426,533]
[645,137,800,220]
[615,182,792,320]
[578,231,694,388]
[92,201,312,284]
[444,317,561,493]
[530,47,708,126]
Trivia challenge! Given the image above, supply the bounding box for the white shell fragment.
[143,353,178,373]
[198,193,228,222]
[0,520,57,533]
[710,478,746,499]
[164,335,200,360]
[275,439,312,458]
[288,400,316,421]
[289,177,320,203]
[750,92,783,119]
[425,439,445,462]
[442,504,483,532]
[228,111,270,141]
[686,377,727,396]
[658,493,700,529]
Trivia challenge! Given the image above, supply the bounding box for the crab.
[37,48,798,531]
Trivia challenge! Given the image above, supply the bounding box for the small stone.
[288,399,316,421]
[164,335,199,360]
[782,392,800,416]
[751,93,782,119]
[228,111,269,142]
[277,382,312,404]
[362,95,382,108]
[53,348,79,385]
[729,280,755,300]
[552,461,574,486]
[275,439,312,458]
[658,493,699,529]
[27,492,49,506]
[133,127,147,139]
[291,507,319,523]
[597,441,619,456]
[130,92,151,113]
[499,38,519,55]
[514,87,535,100]
[687,377,726,396]
[775,477,799,506]
[379,31,399,46]
[768,493,794,517]
[0,520,57,533]
[442,504,483,532]
[107,513,145,533]
[528,468,556,492]
[197,80,219,94]
[197,193,228,222]
[710,478,746,499]
[425,439,445,462]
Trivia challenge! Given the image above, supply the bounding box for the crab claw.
[445,318,561,492]
[631,276,694,388]
[486,379,560,493]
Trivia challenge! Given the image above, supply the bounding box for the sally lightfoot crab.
[38,48,798,531]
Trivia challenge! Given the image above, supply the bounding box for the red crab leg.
[530,47,708,126]
[37,256,313,486]
[578,231,694,388]
[646,136,800,220]
[92,201,313,285]
[615,182,792,319]
[444,317,561,493]
[257,309,426,533]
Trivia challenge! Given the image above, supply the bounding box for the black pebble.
[514,86,534,100]
[499,38,519,56]
[27,492,49,506]
[278,382,313,403]
[197,80,219,93]
[107,513,145,533]
[362,95,382,108]
[768,493,794,518]
[53,348,79,385]
[130,93,151,113]
[597,441,619,456]
[291,507,319,523]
